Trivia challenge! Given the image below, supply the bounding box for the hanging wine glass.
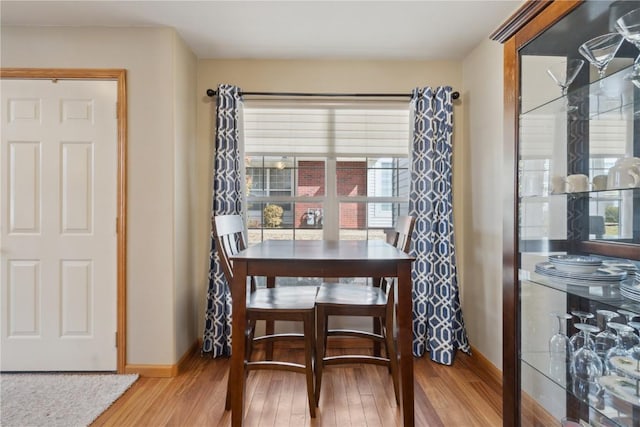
[594,310,619,361]
[550,312,572,357]
[579,33,624,82]
[546,59,585,97]
[605,322,634,375]
[628,321,640,373]
[618,309,640,349]
[615,7,640,83]
[570,323,603,402]
[618,309,638,323]
[549,312,572,383]
[625,322,640,400]
[569,310,595,354]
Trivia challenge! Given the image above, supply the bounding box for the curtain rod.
[205,88,460,100]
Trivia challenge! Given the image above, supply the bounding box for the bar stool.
[314,215,415,405]
[213,214,318,417]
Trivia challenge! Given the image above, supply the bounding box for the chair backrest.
[378,215,415,291]
[212,214,247,284]
[392,215,415,254]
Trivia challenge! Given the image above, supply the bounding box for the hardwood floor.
[92,343,503,426]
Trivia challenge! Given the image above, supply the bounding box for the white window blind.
[243,104,410,157]
[590,119,629,156]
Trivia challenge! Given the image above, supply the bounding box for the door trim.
[1,68,127,373]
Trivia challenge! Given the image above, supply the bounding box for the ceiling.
[0,1,522,60]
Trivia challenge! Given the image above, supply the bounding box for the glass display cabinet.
[493,1,640,425]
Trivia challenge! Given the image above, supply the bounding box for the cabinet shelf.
[522,353,635,427]
[520,65,638,120]
[521,188,640,200]
[522,275,640,315]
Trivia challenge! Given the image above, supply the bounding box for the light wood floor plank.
[92,344,504,426]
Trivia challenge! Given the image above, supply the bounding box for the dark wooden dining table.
[228,239,415,426]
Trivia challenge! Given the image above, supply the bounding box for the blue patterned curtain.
[409,86,470,365]
[202,84,243,357]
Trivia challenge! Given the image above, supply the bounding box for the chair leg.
[315,307,326,406]
[379,316,392,374]
[373,317,381,357]
[303,312,316,417]
[384,313,400,404]
[246,320,256,362]
[226,320,255,410]
[372,277,383,357]
[225,361,232,410]
[265,320,274,360]
[265,277,276,360]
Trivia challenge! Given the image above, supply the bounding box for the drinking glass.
[546,59,585,96]
[579,33,624,81]
[615,8,640,80]
[594,310,619,360]
[569,311,595,354]
[570,323,603,402]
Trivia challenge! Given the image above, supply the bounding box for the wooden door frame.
[0,68,127,373]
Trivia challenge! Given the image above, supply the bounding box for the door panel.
[61,142,93,233]
[7,260,40,336]
[1,79,117,371]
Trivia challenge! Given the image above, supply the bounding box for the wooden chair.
[314,215,416,405]
[213,214,318,417]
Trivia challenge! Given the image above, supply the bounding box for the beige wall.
[172,32,199,361]
[195,59,469,341]
[461,37,504,370]
[2,25,504,369]
[1,26,199,366]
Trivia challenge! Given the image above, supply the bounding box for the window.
[519,111,632,241]
[588,116,632,240]
[246,165,293,198]
[589,156,626,239]
[243,102,410,245]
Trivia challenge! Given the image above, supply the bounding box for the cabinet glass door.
[517,1,640,425]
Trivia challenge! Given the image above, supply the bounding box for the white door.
[1,79,118,371]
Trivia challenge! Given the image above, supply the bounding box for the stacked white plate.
[548,254,603,273]
[534,261,627,287]
[602,259,639,273]
[607,355,640,380]
[620,272,640,302]
[598,375,640,407]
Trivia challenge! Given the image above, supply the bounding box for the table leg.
[397,263,414,427]
[231,261,248,427]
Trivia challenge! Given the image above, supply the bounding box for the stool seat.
[250,286,317,310]
[316,283,386,307]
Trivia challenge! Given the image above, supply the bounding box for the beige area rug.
[0,373,138,427]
